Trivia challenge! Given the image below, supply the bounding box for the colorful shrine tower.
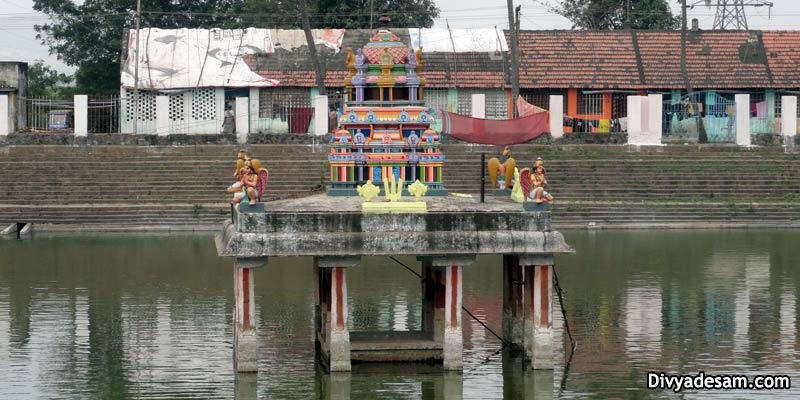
[327,17,447,196]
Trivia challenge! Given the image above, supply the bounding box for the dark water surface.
[1,230,799,399]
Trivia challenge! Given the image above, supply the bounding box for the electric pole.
[133,0,141,134]
[681,0,708,143]
[506,0,520,118]
[693,0,774,31]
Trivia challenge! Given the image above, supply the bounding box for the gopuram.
[215,15,574,374]
[327,23,446,196]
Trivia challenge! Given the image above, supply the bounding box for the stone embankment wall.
[1,142,799,231]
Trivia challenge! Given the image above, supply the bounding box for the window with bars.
[424,88,449,115]
[456,90,474,116]
[485,91,508,120]
[259,87,311,119]
[577,92,603,115]
[519,89,568,111]
[611,93,628,119]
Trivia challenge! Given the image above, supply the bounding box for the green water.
[1,230,799,399]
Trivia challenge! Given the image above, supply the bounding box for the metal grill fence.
[22,97,74,133]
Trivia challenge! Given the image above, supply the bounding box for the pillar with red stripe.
[431,255,475,371]
[315,256,359,372]
[521,254,554,370]
[233,257,268,373]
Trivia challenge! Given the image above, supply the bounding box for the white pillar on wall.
[0,94,8,135]
[74,95,88,136]
[627,96,643,138]
[647,94,663,144]
[155,95,169,136]
[313,95,328,136]
[735,94,751,147]
[782,96,797,140]
[235,97,249,143]
[549,95,564,139]
[471,93,485,119]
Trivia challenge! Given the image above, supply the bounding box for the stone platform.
[215,193,573,373]
[216,194,573,258]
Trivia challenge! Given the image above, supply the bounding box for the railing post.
[735,94,751,147]
[74,95,88,136]
[782,96,797,142]
[313,95,328,136]
[156,95,169,136]
[471,93,485,119]
[549,95,564,139]
[0,94,8,135]
[235,97,249,143]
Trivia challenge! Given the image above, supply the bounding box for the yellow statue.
[408,179,428,202]
[384,173,402,202]
[344,47,356,86]
[510,168,524,203]
[357,181,380,202]
[488,146,516,190]
[228,150,249,194]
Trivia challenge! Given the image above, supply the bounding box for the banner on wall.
[121,28,281,90]
[441,111,550,146]
[408,28,508,53]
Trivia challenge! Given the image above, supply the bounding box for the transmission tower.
[694,0,774,30]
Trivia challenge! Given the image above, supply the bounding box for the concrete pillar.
[521,254,554,370]
[431,255,475,370]
[627,96,643,138]
[736,94,751,147]
[502,255,524,349]
[421,258,435,335]
[549,95,564,139]
[314,95,329,136]
[155,95,169,136]
[233,257,268,373]
[317,256,358,372]
[0,94,8,135]
[236,97,249,143]
[646,94,663,144]
[74,95,88,136]
[782,96,797,140]
[471,93,485,119]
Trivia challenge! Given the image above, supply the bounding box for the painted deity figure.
[227,150,248,194]
[520,157,552,203]
[488,146,516,190]
[232,165,259,205]
[229,156,269,205]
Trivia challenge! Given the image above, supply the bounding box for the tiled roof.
[244,29,800,89]
[763,31,800,88]
[514,30,799,89]
[245,29,506,89]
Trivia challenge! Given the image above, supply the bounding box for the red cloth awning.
[441,111,550,146]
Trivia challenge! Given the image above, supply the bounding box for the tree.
[33,0,246,95]
[27,60,75,97]
[555,0,678,30]
[239,0,440,29]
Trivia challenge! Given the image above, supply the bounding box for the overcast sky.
[1,0,798,73]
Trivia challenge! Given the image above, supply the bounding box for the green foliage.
[27,60,75,97]
[555,0,679,30]
[239,0,439,29]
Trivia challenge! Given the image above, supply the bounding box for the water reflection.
[1,230,800,398]
[623,278,663,363]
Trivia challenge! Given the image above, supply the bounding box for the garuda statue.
[488,146,516,190]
